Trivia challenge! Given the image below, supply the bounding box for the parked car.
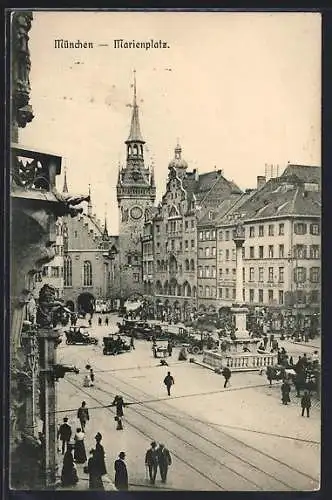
[102,335,131,355]
[117,320,163,340]
[64,326,98,345]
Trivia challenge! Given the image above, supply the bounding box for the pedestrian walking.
[77,401,89,431]
[145,441,158,484]
[221,367,232,388]
[163,371,175,396]
[57,417,72,455]
[87,449,104,490]
[61,443,78,487]
[157,444,172,483]
[301,390,311,417]
[90,368,95,386]
[281,380,291,405]
[105,316,109,326]
[111,395,126,430]
[114,452,128,491]
[130,335,135,350]
[167,341,173,357]
[98,317,102,326]
[94,432,107,476]
[74,428,87,464]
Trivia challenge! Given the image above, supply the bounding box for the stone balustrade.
[202,350,278,372]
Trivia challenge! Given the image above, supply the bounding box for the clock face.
[130,206,143,220]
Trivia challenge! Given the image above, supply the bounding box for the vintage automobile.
[117,320,163,340]
[103,335,131,355]
[65,326,98,345]
[186,334,219,355]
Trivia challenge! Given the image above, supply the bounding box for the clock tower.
[116,71,156,300]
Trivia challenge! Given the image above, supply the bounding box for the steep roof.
[198,193,244,227]
[281,164,321,186]
[217,168,321,225]
[181,169,242,211]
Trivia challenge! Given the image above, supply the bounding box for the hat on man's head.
[151,441,157,448]
[119,451,126,459]
[95,432,102,440]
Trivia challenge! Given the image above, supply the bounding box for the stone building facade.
[62,180,119,312]
[116,74,156,302]
[215,165,321,331]
[143,143,243,321]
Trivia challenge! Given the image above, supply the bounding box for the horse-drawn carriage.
[65,326,98,345]
[266,361,320,394]
[102,335,131,355]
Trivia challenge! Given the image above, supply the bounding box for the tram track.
[93,371,318,490]
[65,372,317,491]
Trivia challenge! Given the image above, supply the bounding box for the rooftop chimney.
[257,176,266,190]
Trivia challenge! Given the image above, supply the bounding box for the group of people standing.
[57,402,128,490]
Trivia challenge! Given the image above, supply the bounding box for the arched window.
[128,145,132,156]
[190,259,195,271]
[193,286,197,298]
[187,283,192,297]
[133,144,138,156]
[140,144,143,156]
[177,284,182,296]
[83,261,93,286]
[185,259,189,271]
[64,255,72,287]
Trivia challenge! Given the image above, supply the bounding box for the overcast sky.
[20,11,321,233]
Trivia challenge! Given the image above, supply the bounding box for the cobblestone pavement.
[56,314,320,491]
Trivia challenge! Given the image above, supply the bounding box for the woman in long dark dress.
[94,433,107,476]
[61,444,78,487]
[87,449,104,490]
[74,428,87,464]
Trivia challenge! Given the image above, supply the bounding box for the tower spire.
[126,69,145,144]
[87,184,92,216]
[63,165,68,193]
[103,203,108,239]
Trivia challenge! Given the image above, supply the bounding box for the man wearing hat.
[145,441,158,484]
[57,417,72,455]
[157,443,172,483]
[114,451,128,490]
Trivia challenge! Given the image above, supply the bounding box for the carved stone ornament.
[36,283,66,328]
[12,156,50,190]
[234,222,245,240]
[12,12,34,128]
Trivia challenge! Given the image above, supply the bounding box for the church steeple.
[63,165,68,193]
[103,204,108,239]
[87,184,92,216]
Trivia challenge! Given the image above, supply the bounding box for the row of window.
[166,239,196,252]
[198,287,320,305]
[151,243,320,261]
[42,266,63,278]
[198,222,320,242]
[155,281,197,298]
[156,219,196,234]
[198,266,216,278]
[247,244,320,260]
[156,259,195,272]
[64,257,92,287]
